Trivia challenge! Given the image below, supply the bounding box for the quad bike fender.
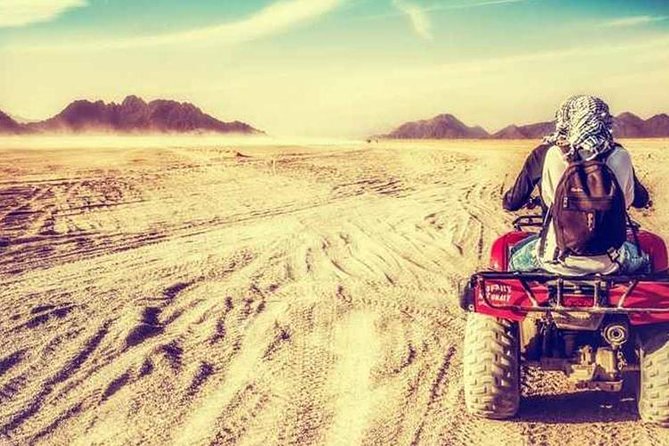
[489,231,533,271]
[460,230,669,325]
[637,231,669,274]
[489,230,668,273]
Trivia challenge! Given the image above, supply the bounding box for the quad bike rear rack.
[512,215,544,231]
[461,271,669,314]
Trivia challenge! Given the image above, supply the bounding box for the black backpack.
[543,145,627,260]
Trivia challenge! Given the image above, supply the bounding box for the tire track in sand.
[325,310,382,446]
[172,300,289,446]
[4,142,669,446]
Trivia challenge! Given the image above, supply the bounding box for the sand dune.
[1,138,668,445]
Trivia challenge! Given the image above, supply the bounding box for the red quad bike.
[460,209,669,425]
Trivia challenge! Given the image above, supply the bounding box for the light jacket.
[538,144,635,275]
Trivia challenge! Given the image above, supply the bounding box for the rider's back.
[539,144,635,275]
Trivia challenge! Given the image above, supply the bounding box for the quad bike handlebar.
[524,196,543,210]
[512,215,544,231]
[512,197,545,231]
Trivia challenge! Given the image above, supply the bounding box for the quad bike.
[460,202,669,425]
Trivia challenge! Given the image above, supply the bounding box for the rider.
[503,137,649,214]
[506,95,651,275]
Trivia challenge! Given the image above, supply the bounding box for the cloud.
[390,0,525,41]
[14,0,343,51]
[432,0,525,10]
[393,0,432,40]
[427,35,669,76]
[0,0,87,28]
[369,0,524,31]
[600,15,667,28]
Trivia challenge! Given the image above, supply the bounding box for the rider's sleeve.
[502,144,550,211]
[540,145,567,209]
[632,173,650,208]
[608,147,635,208]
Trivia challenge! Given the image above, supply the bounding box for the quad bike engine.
[521,315,633,392]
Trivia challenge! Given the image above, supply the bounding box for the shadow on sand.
[518,383,640,424]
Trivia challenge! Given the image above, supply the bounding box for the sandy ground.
[1,137,669,445]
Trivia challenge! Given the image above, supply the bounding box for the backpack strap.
[626,211,641,253]
[538,208,552,260]
[598,143,637,254]
[562,142,620,163]
[594,142,620,163]
[558,144,579,162]
[539,144,571,262]
[557,144,570,154]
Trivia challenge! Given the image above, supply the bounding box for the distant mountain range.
[382,112,669,139]
[383,114,489,139]
[0,110,26,134]
[0,96,262,135]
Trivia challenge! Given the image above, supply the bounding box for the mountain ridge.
[382,112,669,139]
[0,96,262,135]
[0,110,26,134]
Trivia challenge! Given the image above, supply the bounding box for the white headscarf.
[543,95,615,161]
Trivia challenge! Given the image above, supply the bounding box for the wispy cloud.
[600,15,667,28]
[0,0,87,28]
[368,0,525,30]
[419,35,669,79]
[14,0,343,51]
[393,0,432,40]
[429,0,526,10]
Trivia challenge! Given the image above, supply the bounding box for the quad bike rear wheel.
[464,313,520,419]
[638,330,669,425]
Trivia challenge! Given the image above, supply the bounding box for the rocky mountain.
[383,114,489,139]
[0,110,26,134]
[644,114,669,137]
[489,124,526,139]
[7,113,37,124]
[0,96,262,135]
[491,121,554,139]
[614,112,669,138]
[612,112,646,138]
[383,112,669,140]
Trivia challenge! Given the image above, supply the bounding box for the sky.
[0,0,668,137]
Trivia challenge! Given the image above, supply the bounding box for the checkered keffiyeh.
[543,95,615,161]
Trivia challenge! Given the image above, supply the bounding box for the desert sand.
[1,137,669,445]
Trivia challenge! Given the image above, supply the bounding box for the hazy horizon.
[1,0,669,138]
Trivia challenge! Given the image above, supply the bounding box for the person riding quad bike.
[460,95,669,425]
[507,95,651,276]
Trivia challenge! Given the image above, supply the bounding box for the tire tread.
[464,313,520,419]
[639,331,669,425]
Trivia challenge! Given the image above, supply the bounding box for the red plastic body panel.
[637,231,669,273]
[489,231,532,271]
[477,229,669,325]
[474,278,545,321]
[474,277,669,324]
